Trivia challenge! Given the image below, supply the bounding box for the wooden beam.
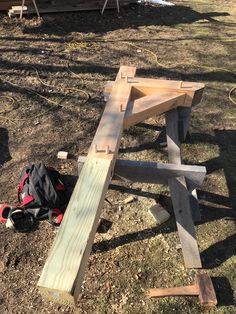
[166,109,202,268]
[37,66,136,305]
[104,78,205,106]
[124,92,186,128]
[78,156,206,188]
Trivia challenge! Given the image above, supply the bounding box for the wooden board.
[131,78,204,106]
[166,109,202,268]
[37,66,136,305]
[124,92,186,128]
[148,285,199,297]
[168,176,202,268]
[104,78,205,107]
[78,156,206,188]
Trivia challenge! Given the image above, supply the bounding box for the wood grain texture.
[38,66,136,305]
[104,78,205,106]
[88,67,136,158]
[196,274,217,307]
[166,109,202,268]
[168,176,202,268]
[38,157,113,304]
[131,78,204,106]
[78,156,206,188]
[165,109,182,164]
[124,92,185,128]
[148,285,199,297]
[177,107,201,221]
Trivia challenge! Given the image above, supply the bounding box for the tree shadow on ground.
[22,4,229,36]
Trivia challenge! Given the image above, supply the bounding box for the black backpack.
[18,163,68,214]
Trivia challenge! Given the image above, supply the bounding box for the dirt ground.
[0,0,236,313]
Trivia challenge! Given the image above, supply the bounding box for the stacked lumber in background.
[1,0,136,13]
[1,1,30,11]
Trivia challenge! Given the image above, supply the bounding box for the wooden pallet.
[37,66,205,305]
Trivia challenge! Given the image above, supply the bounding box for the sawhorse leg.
[20,0,40,19]
[177,106,201,222]
[101,0,119,15]
[178,107,191,142]
[166,108,202,268]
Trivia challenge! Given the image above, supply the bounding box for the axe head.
[196,273,217,307]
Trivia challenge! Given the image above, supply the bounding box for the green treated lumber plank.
[38,157,113,304]
[37,66,136,305]
[166,109,202,268]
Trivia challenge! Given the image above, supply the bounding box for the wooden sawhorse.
[38,66,205,305]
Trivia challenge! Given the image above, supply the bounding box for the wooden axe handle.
[148,284,199,297]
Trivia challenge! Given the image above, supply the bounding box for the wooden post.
[177,106,201,222]
[165,109,202,268]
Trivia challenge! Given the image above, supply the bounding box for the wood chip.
[57,151,68,160]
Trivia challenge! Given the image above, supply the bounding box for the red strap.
[56,184,65,191]
[18,174,29,192]
[53,208,64,224]
[20,195,34,206]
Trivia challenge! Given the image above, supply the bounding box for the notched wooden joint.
[94,144,111,154]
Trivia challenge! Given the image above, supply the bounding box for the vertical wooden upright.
[166,109,202,268]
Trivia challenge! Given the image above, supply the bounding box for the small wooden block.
[57,151,68,160]
[148,204,170,224]
[123,195,136,204]
[12,6,27,11]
